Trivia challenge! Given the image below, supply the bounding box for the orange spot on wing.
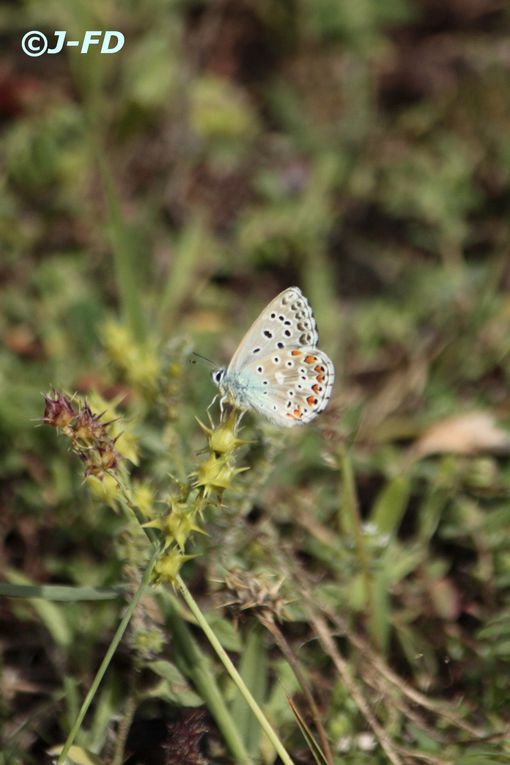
[293,408,301,417]
[316,374,324,383]
[306,395,317,407]
[314,364,322,372]
[304,354,316,363]
[312,383,321,393]
[291,350,302,356]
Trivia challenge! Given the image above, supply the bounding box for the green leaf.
[145,659,203,707]
[370,474,411,536]
[0,582,124,601]
[231,625,268,755]
[206,614,242,652]
[4,569,72,647]
[369,567,391,653]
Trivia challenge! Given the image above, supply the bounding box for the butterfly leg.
[219,394,228,418]
[206,394,218,423]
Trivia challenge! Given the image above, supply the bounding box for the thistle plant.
[42,388,294,765]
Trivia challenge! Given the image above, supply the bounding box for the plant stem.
[177,575,295,765]
[57,544,161,764]
[338,447,377,647]
[161,592,254,765]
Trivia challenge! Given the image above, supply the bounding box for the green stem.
[338,447,377,645]
[161,592,254,765]
[57,544,161,765]
[177,575,295,765]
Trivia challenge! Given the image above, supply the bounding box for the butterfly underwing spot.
[273,356,280,364]
[263,329,273,338]
[284,330,291,337]
[291,349,301,356]
[257,366,263,373]
[286,360,293,367]
[277,341,285,349]
[252,347,261,354]
[270,312,277,319]
[282,291,299,305]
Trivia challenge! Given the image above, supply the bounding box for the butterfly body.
[212,287,334,427]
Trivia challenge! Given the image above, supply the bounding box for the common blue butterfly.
[212,287,334,426]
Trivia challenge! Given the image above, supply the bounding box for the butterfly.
[212,287,334,427]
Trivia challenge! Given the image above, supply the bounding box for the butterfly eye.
[212,369,225,385]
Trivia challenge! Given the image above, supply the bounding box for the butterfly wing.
[237,346,335,427]
[227,287,319,375]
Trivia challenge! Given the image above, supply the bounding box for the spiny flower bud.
[73,402,111,445]
[196,412,250,455]
[145,499,205,550]
[193,454,248,498]
[42,391,76,430]
[154,549,195,585]
[42,389,124,486]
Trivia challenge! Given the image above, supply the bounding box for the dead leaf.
[410,411,510,458]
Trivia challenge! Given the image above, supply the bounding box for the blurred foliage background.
[2,0,510,763]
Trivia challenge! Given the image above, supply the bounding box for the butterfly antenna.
[191,351,217,368]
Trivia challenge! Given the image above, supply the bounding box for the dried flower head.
[219,568,288,623]
[42,389,123,485]
[42,391,76,431]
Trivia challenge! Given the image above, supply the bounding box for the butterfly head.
[211,368,226,390]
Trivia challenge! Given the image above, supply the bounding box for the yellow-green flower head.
[132,482,156,518]
[193,454,248,498]
[145,498,205,550]
[154,549,195,585]
[86,473,120,505]
[196,413,250,455]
